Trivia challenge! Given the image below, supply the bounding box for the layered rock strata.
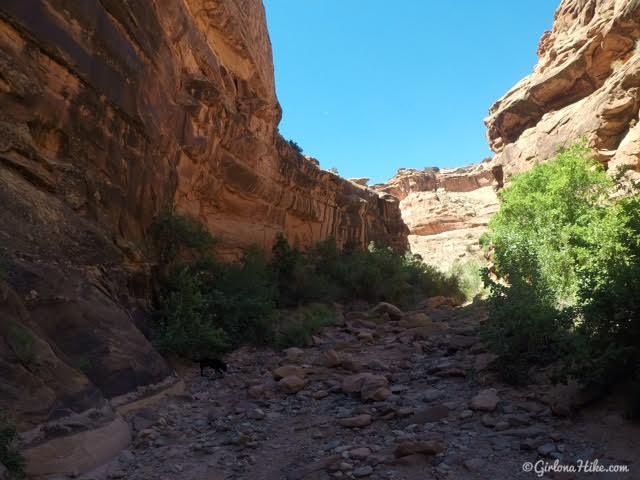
[0,0,407,475]
[486,0,640,185]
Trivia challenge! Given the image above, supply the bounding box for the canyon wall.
[382,0,640,271]
[486,0,640,185]
[0,0,406,475]
[375,164,502,271]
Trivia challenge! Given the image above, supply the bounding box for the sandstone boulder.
[342,373,390,401]
[278,376,307,394]
[273,365,306,380]
[470,388,500,412]
[371,302,403,321]
[393,440,445,457]
[338,414,372,428]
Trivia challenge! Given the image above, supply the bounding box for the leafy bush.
[271,235,461,308]
[488,142,613,305]
[274,304,337,349]
[150,213,463,358]
[482,142,640,396]
[154,266,230,359]
[148,209,216,266]
[0,413,25,479]
[566,195,640,391]
[449,258,485,301]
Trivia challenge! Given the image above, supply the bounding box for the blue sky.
[264,1,559,184]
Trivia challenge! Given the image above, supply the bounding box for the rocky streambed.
[76,301,638,480]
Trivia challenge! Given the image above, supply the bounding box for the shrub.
[274,304,337,349]
[154,266,230,359]
[483,142,640,397]
[206,247,276,347]
[481,266,574,384]
[449,258,485,301]
[488,142,613,305]
[150,214,464,358]
[288,140,303,153]
[565,195,640,391]
[271,236,462,308]
[148,209,216,266]
[0,413,25,479]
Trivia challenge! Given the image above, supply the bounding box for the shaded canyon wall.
[0,0,407,476]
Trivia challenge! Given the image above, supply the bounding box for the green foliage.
[271,235,461,308]
[154,266,231,359]
[488,142,613,305]
[288,140,303,153]
[482,142,640,398]
[0,413,25,479]
[481,267,574,384]
[449,258,486,301]
[274,304,337,349]
[150,214,463,358]
[148,209,216,265]
[565,195,640,390]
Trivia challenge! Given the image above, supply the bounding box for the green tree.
[483,142,640,395]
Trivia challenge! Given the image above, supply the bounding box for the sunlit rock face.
[392,0,640,271]
[0,1,407,475]
[485,0,640,186]
[375,164,502,271]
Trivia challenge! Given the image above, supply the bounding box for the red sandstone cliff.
[0,1,406,475]
[375,164,502,270]
[486,0,640,185]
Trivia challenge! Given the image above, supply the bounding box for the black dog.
[198,357,228,376]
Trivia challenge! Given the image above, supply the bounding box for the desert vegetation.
[0,413,24,479]
[481,143,640,415]
[149,212,463,361]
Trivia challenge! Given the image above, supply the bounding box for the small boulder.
[353,465,373,477]
[423,296,448,309]
[405,405,449,424]
[273,365,305,380]
[338,414,372,428]
[394,440,445,457]
[464,458,486,472]
[278,375,307,394]
[371,302,403,321]
[470,388,499,412]
[342,373,389,401]
[350,447,372,459]
[284,347,305,361]
[341,357,366,372]
[321,349,341,368]
[399,313,432,329]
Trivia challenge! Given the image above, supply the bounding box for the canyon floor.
[79,302,638,480]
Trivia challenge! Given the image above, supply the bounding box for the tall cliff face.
[0,0,406,257]
[375,164,502,270]
[486,0,640,184]
[387,0,640,271]
[0,1,406,475]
